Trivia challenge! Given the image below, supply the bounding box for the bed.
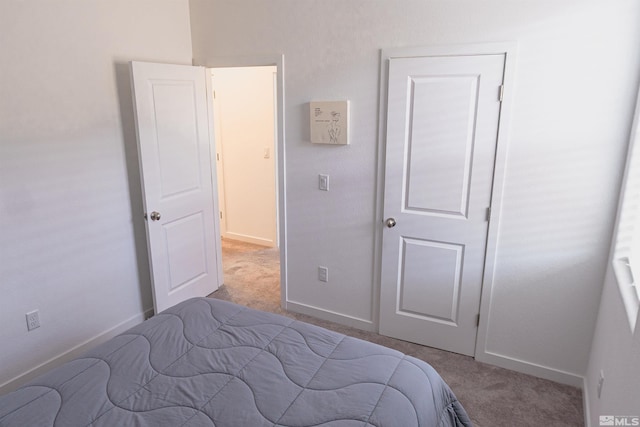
[0,297,472,427]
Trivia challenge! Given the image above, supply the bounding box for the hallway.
[212,238,282,314]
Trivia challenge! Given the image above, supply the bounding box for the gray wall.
[0,0,193,386]
[189,0,640,384]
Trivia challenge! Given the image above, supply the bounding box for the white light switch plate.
[318,266,328,282]
[319,174,329,191]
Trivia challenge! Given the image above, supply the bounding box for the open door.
[130,61,221,314]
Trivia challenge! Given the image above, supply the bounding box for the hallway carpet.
[209,239,584,427]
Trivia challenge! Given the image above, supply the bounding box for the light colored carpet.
[209,238,584,427]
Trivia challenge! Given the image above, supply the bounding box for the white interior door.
[379,54,505,356]
[131,61,220,314]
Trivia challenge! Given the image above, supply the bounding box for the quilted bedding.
[0,297,472,427]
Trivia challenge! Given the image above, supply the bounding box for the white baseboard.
[223,232,275,248]
[285,300,375,332]
[475,350,584,388]
[0,308,153,395]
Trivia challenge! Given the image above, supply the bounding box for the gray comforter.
[0,297,472,426]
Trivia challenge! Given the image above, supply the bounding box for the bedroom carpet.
[208,239,584,427]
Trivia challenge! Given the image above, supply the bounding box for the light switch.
[319,174,329,191]
[318,266,329,282]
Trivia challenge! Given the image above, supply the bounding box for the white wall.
[213,66,278,247]
[190,0,640,383]
[0,0,193,388]
[585,268,640,425]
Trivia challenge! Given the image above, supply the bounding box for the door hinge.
[219,211,223,219]
[213,90,216,99]
[216,153,220,161]
[486,207,491,221]
[476,314,480,327]
[498,85,504,102]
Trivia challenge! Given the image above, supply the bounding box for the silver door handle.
[150,211,161,221]
[385,218,396,228]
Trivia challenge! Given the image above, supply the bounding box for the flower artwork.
[310,101,349,145]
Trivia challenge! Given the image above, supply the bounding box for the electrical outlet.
[597,370,605,399]
[26,310,40,331]
[318,266,329,282]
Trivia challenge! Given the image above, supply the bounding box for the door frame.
[374,42,518,359]
[194,54,288,309]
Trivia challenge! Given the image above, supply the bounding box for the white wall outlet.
[26,310,40,331]
[318,266,329,282]
[319,174,329,191]
[597,370,605,399]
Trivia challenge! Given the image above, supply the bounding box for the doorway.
[209,66,282,309]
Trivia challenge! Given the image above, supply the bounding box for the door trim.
[374,42,518,359]
[204,71,224,288]
[194,54,288,309]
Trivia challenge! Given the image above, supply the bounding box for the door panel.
[153,82,201,197]
[405,75,478,217]
[131,61,220,314]
[398,238,463,323]
[380,54,505,356]
[164,212,208,290]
